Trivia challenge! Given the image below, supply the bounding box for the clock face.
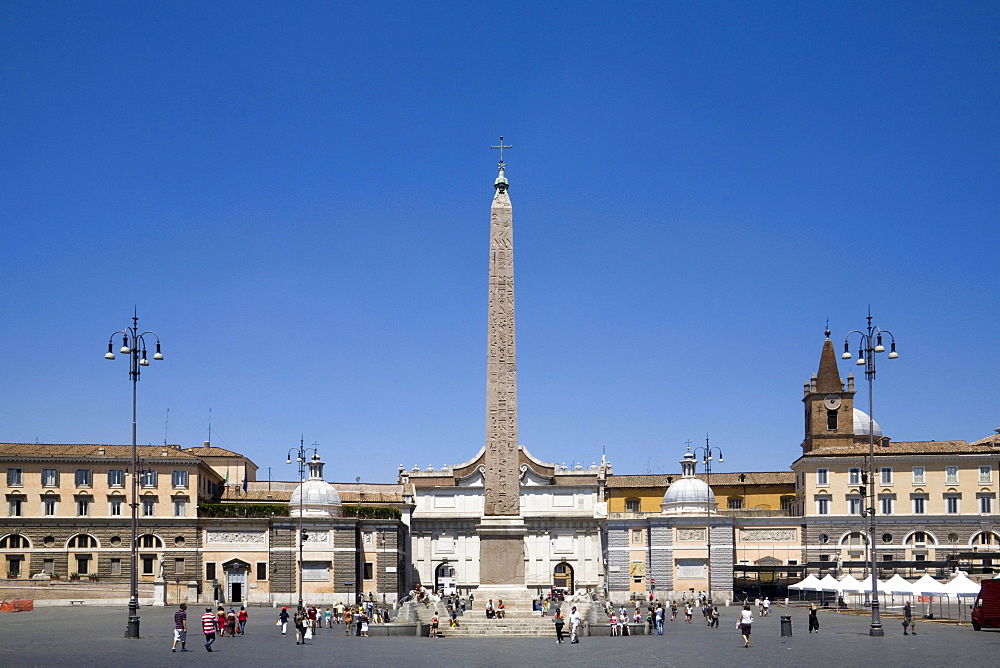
[823,394,842,410]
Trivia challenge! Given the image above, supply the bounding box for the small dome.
[853,408,883,437]
[661,448,718,515]
[662,477,716,511]
[289,453,342,517]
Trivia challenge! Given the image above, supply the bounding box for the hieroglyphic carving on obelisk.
[484,137,520,516]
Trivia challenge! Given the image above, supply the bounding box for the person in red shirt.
[238,606,248,635]
[201,608,217,651]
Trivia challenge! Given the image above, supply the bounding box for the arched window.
[67,534,98,548]
[972,531,1000,546]
[137,534,163,549]
[0,534,30,549]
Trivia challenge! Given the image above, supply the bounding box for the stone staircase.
[397,589,601,637]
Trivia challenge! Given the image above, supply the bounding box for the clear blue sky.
[2,1,997,484]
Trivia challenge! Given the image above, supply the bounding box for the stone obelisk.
[478,138,527,588]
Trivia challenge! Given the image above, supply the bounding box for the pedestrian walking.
[201,607,217,652]
[903,601,916,635]
[739,603,754,648]
[238,606,248,635]
[710,606,719,628]
[684,602,693,623]
[553,607,565,643]
[171,603,188,652]
[671,601,678,621]
[655,603,664,635]
[569,606,582,643]
[294,606,307,645]
[808,603,819,633]
[278,607,289,635]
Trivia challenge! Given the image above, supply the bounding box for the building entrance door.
[435,563,456,595]
[224,560,249,603]
[553,562,574,592]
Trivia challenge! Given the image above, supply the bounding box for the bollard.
[780,614,792,637]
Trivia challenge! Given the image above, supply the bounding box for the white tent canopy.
[837,574,865,593]
[818,574,843,592]
[944,572,981,597]
[882,574,917,596]
[788,574,824,591]
[912,574,948,595]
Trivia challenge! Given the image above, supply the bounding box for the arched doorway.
[435,562,456,595]
[223,559,250,603]
[553,562,574,593]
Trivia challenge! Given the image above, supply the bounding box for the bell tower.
[801,328,856,453]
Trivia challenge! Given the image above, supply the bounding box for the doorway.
[553,562,574,592]
[223,559,249,603]
[435,562,456,595]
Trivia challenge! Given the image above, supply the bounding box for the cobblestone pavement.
[2,604,998,666]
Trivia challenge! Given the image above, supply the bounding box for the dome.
[853,408,883,437]
[661,449,718,515]
[289,454,342,517]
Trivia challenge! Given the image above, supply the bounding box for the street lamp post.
[842,311,898,637]
[286,438,318,609]
[693,437,723,604]
[104,313,163,639]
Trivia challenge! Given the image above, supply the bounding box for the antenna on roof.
[207,408,212,446]
[164,408,169,446]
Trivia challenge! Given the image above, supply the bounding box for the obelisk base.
[477,516,527,586]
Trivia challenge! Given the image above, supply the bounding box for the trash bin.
[780,615,792,637]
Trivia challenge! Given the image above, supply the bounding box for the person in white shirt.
[739,604,754,648]
[762,597,771,616]
[569,606,582,643]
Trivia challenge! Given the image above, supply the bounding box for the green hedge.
[342,505,402,519]
[198,503,290,518]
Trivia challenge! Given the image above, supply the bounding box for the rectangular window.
[848,468,861,485]
[981,495,994,514]
[881,496,894,515]
[141,498,155,516]
[728,497,744,510]
[141,556,155,575]
[110,498,123,516]
[6,468,22,486]
[946,466,958,484]
[256,562,267,581]
[43,559,54,574]
[817,469,829,486]
[206,563,216,581]
[77,557,90,575]
[980,466,993,485]
[140,470,157,488]
[171,470,189,488]
[826,410,838,430]
[110,558,122,576]
[363,562,374,580]
[946,496,959,514]
[74,469,93,487]
[912,467,925,484]
[108,469,125,487]
[76,498,90,516]
[8,498,23,517]
[913,496,926,514]
[816,497,830,515]
[173,499,186,517]
[42,468,59,487]
[849,497,863,515]
[625,498,640,512]
[175,558,185,575]
[880,467,893,485]
[44,497,57,516]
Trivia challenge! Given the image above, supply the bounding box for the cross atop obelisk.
[484,137,519,516]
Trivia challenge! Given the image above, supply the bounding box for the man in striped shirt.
[201,607,217,651]
[171,603,188,652]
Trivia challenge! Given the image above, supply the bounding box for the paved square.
[1,604,997,666]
